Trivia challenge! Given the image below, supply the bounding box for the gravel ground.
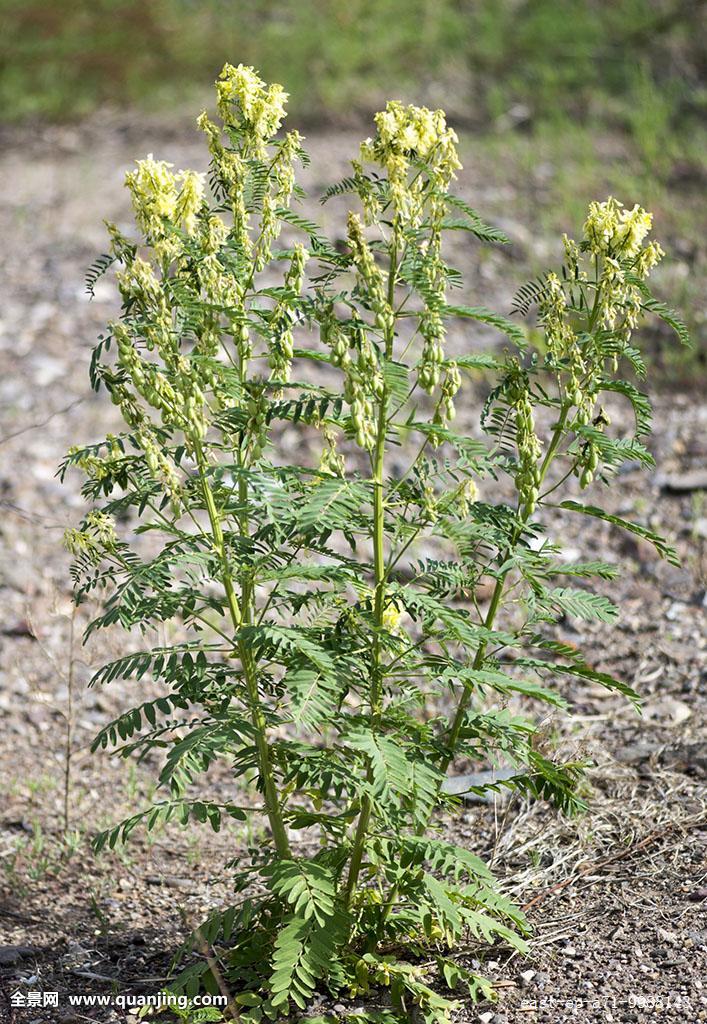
[0,113,705,1024]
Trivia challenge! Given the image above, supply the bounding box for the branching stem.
[194,440,291,860]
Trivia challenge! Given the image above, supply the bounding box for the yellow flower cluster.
[64,510,117,559]
[536,197,667,491]
[198,69,301,270]
[584,200,664,333]
[545,198,664,364]
[125,155,204,252]
[360,101,461,221]
[583,196,656,260]
[215,63,288,157]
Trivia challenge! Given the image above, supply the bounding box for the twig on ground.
[0,397,84,446]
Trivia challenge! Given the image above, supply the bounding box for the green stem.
[377,400,572,934]
[194,441,291,859]
[443,401,571,762]
[344,234,398,906]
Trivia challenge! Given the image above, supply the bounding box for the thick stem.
[343,399,388,905]
[195,441,291,859]
[344,237,398,905]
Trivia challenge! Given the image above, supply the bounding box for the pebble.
[659,469,707,492]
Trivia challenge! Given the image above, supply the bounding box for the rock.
[0,945,39,965]
[441,767,516,803]
[665,600,686,621]
[661,740,707,778]
[693,518,707,540]
[1,619,37,639]
[614,740,660,765]
[519,968,536,987]
[643,697,692,726]
[658,469,707,493]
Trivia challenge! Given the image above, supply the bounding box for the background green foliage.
[2,0,704,135]
[1,1,703,373]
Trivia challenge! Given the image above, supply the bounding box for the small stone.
[479,1013,495,1024]
[643,696,692,726]
[519,968,536,987]
[659,469,707,492]
[0,945,38,965]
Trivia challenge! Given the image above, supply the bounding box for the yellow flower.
[616,204,653,256]
[583,197,654,259]
[216,63,288,156]
[361,100,461,222]
[125,155,205,242]
[382,602,402,634]
[174,169,205,235]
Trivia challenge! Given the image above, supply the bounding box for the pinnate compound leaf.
[558,500,679,566]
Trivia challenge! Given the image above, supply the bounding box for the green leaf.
[598,379,652,433]
[515,655,641,708]
[558,500,679,566]
[266,860,337,926]
[642,297,691,347]
[535,586,619,623]
[296,479,369,531]
[443,304,526,347]
[446,666,567,708]
[441,194,511,244]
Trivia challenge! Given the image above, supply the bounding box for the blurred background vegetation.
[1,0,703,132]
[0,1,703,127]
[1,0,704,375]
